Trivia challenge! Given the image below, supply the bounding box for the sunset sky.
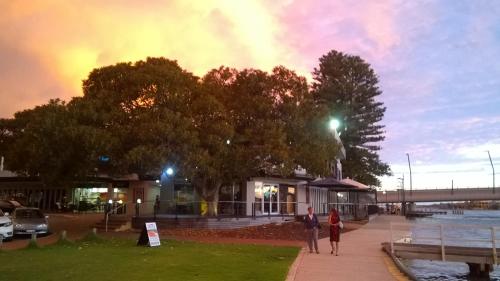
[1,0,499,190]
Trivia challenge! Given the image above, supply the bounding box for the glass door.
[263,184,279,215]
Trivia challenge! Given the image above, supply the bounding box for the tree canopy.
[0,51,389,213]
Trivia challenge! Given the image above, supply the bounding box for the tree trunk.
[194,177,222,217]
[206,192,219,217]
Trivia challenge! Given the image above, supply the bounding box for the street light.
[406,153,413,196]
[487,150,496,193]
[165,167,174,176]
[328,118,345,179]
[329,119,340,132]
[398,175,405,215]
[135,198,142,216]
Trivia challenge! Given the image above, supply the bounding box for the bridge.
[377,187,500,203]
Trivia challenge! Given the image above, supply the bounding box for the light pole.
[406,153,413,196]
[383,190,388,214]
[328,118,345,180]
[398,175,405,215]
[487,151,495,193]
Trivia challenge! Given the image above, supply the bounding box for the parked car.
[0,209,13,241]
[0,200,23,213]
[12,208,49,236]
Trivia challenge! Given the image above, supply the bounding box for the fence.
[130,200,377,221]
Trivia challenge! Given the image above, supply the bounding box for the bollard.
[92,228,97,235]
[0,236,3,247]
[31,233,37,242]
[61,230,67,240]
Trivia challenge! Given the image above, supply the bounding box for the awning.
[308,177,371,192]
[308,177,355,189]
[340,178,370,190]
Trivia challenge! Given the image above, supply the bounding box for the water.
[402,210,500,280]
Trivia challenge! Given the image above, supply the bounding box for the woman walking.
[328,208,341,255]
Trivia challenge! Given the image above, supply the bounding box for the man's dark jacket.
[304,214,320,229]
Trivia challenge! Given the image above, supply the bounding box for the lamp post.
[406,153,413,196]
[328,118,345,180]
[398,175,405,215]
[163,166,176,215]
[487,151,495,193]
[135,198,142,217]
[382,190,388,214]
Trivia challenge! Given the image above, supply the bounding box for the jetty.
[385,222,500,278]
[405,210,447,218]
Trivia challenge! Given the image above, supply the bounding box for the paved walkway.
[287,215,409,281]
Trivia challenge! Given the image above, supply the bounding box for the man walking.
[304,206,320,254]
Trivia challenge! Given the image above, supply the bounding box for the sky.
[1,0,499,190]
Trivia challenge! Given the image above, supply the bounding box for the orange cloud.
[0,0,402,117]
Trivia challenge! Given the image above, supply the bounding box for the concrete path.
[287,215,409,281]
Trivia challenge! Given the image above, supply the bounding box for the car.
[12,208,49,236]
[0,200,23,213]
[0,209,13,241]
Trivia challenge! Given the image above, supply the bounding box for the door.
[263,184,279,215]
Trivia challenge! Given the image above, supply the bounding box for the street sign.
[137,222,161,247]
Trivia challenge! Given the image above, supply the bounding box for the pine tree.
[312,50,391,186]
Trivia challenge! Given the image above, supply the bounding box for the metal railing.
[135,200,377,221]
[389,222,500,264]
[105,201,129,232]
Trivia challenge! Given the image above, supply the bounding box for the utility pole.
[451,179,454,195]
[487,150,495,193]
[406,153,413,196]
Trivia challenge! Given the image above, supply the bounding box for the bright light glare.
[329,119,340,131]
[166,167,174,176]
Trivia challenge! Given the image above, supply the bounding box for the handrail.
[105,201,131,232]
[389,222,500,265]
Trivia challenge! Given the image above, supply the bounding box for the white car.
[0,209,13,241]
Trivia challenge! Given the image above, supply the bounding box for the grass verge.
[0,238,299,281]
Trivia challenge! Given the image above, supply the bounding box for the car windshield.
[15,209,44,219]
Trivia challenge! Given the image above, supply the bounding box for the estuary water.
[403,210,500,280]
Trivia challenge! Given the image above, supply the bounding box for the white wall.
[296,184,308,215]
[245,181,256,216]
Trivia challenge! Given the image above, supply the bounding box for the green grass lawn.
[0,237,299,281]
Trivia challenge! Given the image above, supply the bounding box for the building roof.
[309,177,354,188]
[340,178,370,190]
[308,177,371,192]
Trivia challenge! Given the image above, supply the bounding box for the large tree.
[312,50,391,186]
[0,99,110,185]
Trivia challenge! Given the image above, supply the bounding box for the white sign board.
[145,222,161,247]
